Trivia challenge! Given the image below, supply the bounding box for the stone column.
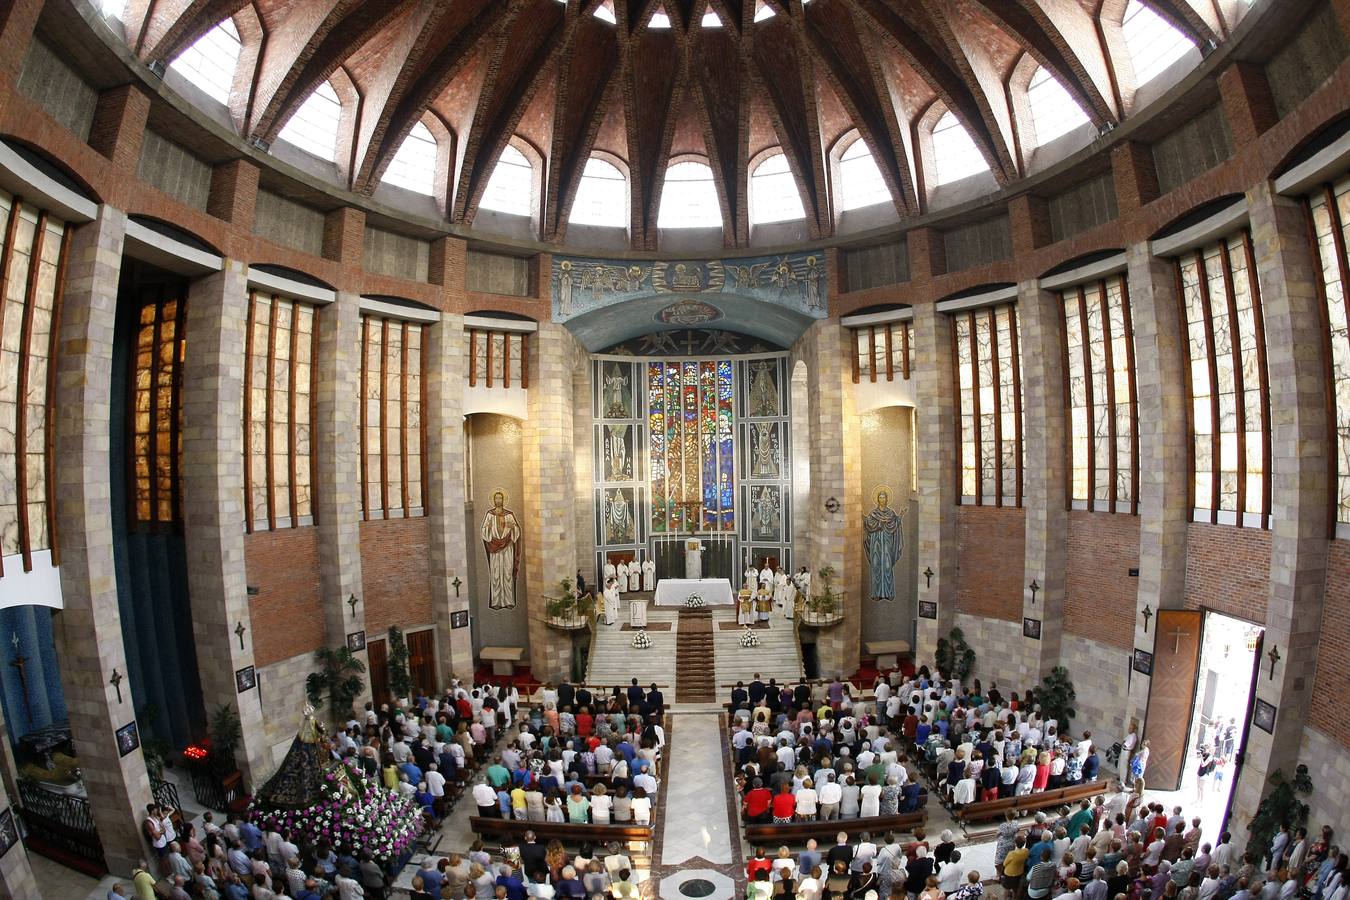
[0,771,37,898]
[52,205,154,874]
[1018,280,1067,680]
[912,302,958,660]
[523,323,579,681]
[1229,181,1329,839]
[1125,241,1190,725]
[182,260,269,781]
[425,313,473,682]
[313,291,367,707]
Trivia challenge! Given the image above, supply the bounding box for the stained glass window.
[0,193,67,566]
[244,293,316,530]
[1062,275,1138,511]
[1177,231,1270,526]
[647,359,735,532]
[1307,182,1350,523]
[359,316,427,519]
[952,304,1023,505]
[132,289,185,528]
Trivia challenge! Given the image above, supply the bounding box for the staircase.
[711,606,804,692]
[675,608,716,703]
[585,604,679,691]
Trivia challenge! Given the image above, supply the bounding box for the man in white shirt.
[633,765,658,796]
[817,775,843,820]
[426,763,446,799]
[776,740,796,771]
[851,834,878,873]
[1211,834,1234,873]
[473,781,499,818]
[936,851,965,892]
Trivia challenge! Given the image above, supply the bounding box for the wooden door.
[367,638,389,707]
[406,629,438,695]
[1143,609,1202,791]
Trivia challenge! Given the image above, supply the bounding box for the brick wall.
[359,517,434,636]
[1309,539,1350,748]
[1064,511,1140,649]
[1183,523,1270,623]
[955,505,1025,621]
[244,528,326,667]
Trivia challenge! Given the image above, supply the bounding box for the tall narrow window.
[657,161,721,229]
[0,192,68,569]
[244,293,316,531]
[1307,181,1350,524]
[1121,0,1195,86]
[931,111,988,185]
[276,80,342,162]
[850,322,912,383]
[131,287,186,529]
[479,144,534,216]
[1062,275,1138,512]
[465,328,529,390]
[570,158,627,227]
[838,139,888,212]
[382,122,438,195]
[1026,67,1090,146]
[168,19,241,105]
[750,153,805,224]
[360,317,427,519]
[952,304,1023,505]
[1177,231,1270,526]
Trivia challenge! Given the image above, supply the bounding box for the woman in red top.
[1033,751,1052,792]
[771,784,797,824]
[747,847,773,881]
[575,708,593,738]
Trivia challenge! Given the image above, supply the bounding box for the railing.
[544,609,594,631]
[189,767,247,812]
[16,780,106,874]
[798,597,845,627]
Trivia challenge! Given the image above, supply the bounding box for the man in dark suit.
[748,673,766,705]
[575,685,593,709]
[646,683,664,717]
[626,678,645,706]
[557,681,575,710]
[793,677,812,708]
[730,681,748,709]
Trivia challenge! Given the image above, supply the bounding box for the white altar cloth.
[653,578,736,607]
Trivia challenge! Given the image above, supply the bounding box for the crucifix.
[109,668,123,703]
[347,594,360,618]
[234,621,247,650]
[1266,645,1281,680]
[1167,623,1190,654]
[923,567,934,589]
[10,633,30,722]
[451,577,462,599]
[1028,579,1040,604]
[1141,605,1153,633]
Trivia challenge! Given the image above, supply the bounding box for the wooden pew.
[745,811,928,846]
[469,816,654,844]
[954,779,1111,824]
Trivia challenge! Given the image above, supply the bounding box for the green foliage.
[306,646,367,723]
[812,565,840,614]
[935,627,977,684]
[1035,666,1078,726]
[209,704,243,773]
[1247,765,1313,858]
[546,578,583,620]
[387,626,413,701]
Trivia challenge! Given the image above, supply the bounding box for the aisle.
[659,713,736,867]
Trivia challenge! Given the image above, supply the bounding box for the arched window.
[381,121,437,195]
[754,2,775,21]
[930,111,988,185]
[657,161,721,229]
[650,8,672,28]
[750,153,805,224]
[276,80,341,161]
[593,3,616,23]
[1026,67,1090,145]
[569,158,627,227]
[479,144,534,216]
[838,139,888,211]
[1121,0,1195,85]
[168,18,241,105]
[701,8,723,27]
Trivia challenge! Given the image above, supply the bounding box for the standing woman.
[1130,740,1151,794]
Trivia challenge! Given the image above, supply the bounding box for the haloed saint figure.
[863,486,903,601]
[481,490,523,610]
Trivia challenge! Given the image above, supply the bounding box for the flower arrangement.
[684,593,706,608]
[631,629,652,649]
[247,759,422,866]
[740,626,760,648]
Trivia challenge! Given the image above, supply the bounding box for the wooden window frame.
[360,314,429,520]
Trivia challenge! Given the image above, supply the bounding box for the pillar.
[1230,181,1330,839]
[1126,241,1190,725]
[912,302,958,661]
[1018,280,1067,679]
[0,775,37,898]
[52,205,154,875]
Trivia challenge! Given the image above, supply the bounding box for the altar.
[653,578,737,607]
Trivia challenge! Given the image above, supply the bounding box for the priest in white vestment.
[641,558,656,591]
[603,578,621,625]
[616,561,628,594]
[628,560,641,592]
[773,569,791,609]
[758,563,774,591]
[603,560,617,586]
[744,565,759,592]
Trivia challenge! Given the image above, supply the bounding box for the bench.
[480,646,526,677]
[955,779,1111,824]
[469,816,654,844]
[864,640,912,670]
[745,811,928,846]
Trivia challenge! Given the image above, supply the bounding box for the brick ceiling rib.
[691,25,750,246]
[622,25,688,248]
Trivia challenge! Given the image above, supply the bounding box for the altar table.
[652,578,736,606]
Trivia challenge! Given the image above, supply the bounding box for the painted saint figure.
[863,487,903,601]
[749,361,778,417]
[481,490,523,610]
[603,365,630,418]
[606,490,634,544]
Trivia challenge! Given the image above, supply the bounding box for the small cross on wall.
[347,594,360,618]
[1028,579,1040,604]
[1141,605,1153,633]
[451,577,463,599]
[234,621,247,650]
[109,668,123,703]
[1267,644,1281,680]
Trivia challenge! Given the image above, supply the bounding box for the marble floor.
[660,713,735,868]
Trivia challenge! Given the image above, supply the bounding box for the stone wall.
[257,651,316,770]
[253,189,326,256]
[942,215,1012,273]
[363,226,430,282]
[1297,726,1350,837]
[953,612,1029,691]
[1060,632,1133,760]
[137,131,212,211]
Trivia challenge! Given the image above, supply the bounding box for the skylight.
[101,0,125,18]
[479,144,534,216]
[1026,66,1090,145]
[702,9,723,27]
[650,9,672,28]
[930,111,988,185]
[838,138,888,211]
[754,2,775,21]
[750,153,805,224]
[381,121,437,195]
[167,19,241,106]
[1122,0,1196,85]
[657,161,721,229]
[276,80,341,162]
[570,158,627,227]
[593,3,616,23]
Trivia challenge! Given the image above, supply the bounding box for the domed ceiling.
[116,0,1230,249]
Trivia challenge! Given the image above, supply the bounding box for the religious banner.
[552,252,829,321]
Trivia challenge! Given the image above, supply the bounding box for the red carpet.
[472,665,540,692]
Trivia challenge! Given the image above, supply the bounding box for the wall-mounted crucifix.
[348,594,360,618]
[235,621,247,650]
[1267,644,1281,680]
[1141,605,1153,633]
[451,577,462,599]
[109,668,123,703]
[1028,579,1040,604]
[10,633,30,722]
[1167,623,1190,654]
[923,567,934,589]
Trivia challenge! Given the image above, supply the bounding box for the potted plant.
[209,704,242,776]
[807,565,841,623]
[387,626,412,702]
[1247,765,1313,860]
[306,646,367,724]
[936,627,976,685]
[1035,666,1078,727]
